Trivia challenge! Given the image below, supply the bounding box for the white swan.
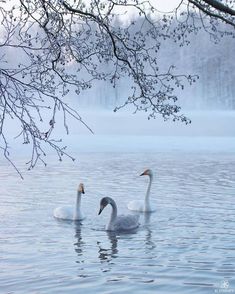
[98,197,139,231]
[53,183,85,221]
[127,169,155,212]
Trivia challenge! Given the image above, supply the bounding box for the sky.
[112,0,183,21]
[1,0,183,14]
[152,0,182,12]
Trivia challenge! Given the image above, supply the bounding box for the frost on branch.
[0,0,234,175]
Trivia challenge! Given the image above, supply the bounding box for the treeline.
[159,27,235,110]
[2,12,234,110]
[77,16,235,110]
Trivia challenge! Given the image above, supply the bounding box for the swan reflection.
[98,231,118,262]
[144,211,152,225]
[74,223,85,257]
[143,213,156,250]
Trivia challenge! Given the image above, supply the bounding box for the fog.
[74,27,235,111]
[1,14,235,163]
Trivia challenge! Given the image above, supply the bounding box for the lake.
[0,151,235,293]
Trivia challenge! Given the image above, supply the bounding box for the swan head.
[140,169,153,177]
[98,197,110,215]
[78,183,85,194]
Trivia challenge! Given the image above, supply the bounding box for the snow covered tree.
[0,0,234,174]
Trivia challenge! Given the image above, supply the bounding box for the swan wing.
[53,206,73,220]
[128,200,156,212]
[114,214,140,231]
[127,200,144,212]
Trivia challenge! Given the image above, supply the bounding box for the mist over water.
[73,27,235,112]
[61,27,235,151]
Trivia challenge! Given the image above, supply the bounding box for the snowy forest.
[73,20,235,110]
[3,15,235,111]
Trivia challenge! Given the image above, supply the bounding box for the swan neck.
[145,175,152,208]
[75,191,82,217]
[109,199,117,227]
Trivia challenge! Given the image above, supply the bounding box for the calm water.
[0,152,235,293]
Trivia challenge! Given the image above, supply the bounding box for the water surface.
[0,152,235,293]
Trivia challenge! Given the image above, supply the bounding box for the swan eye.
[98,199,107,214]
[101,198,108,207]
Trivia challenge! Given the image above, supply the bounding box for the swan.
[127,169,155,212]
[53,183,85,221]
[98,197,139,231]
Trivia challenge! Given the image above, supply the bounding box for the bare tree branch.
[188,0,235,27]
[202,0,235,16]
[0,0,234,176]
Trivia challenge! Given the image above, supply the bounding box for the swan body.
[98,197,139,231]
[128,169,156,213]
[53,183,85,221]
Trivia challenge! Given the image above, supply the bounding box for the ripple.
[0,152,235,293]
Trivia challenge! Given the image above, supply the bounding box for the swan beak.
[98,208,103,215]
[140,169,149,176]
